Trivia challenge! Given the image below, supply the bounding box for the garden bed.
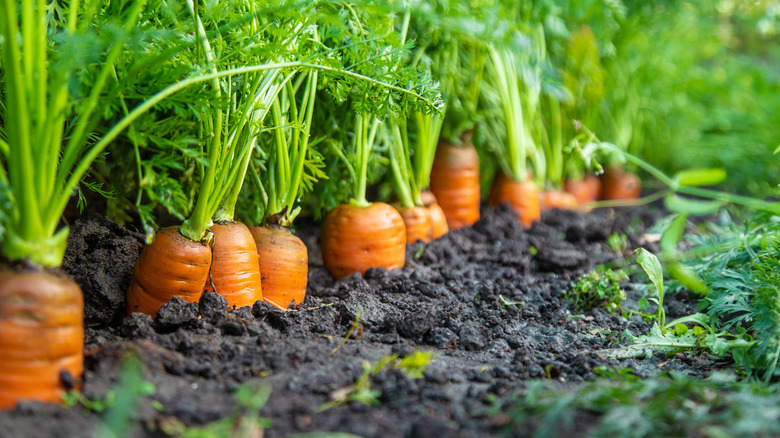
[0,205,718,437]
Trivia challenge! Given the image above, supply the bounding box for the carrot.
[0,270,83,408]
[539,189,579,212]
[321,202,406,280]
[420,191,448,239]
[600,167,642,200]
[564,175,602,207]
[429,140,480,229]
[205,222,263,309]
[488,171,541,228]
[396,205,434,243]
[126,226,211,317]
[251,225,307,310]
[428,203,449,239]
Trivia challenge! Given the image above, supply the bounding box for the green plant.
[678,211,780,381]
[318,350,436,412]
[486,373,780,438]
[564,268,627,314]
[607,232,628,253]
[634,248,666,327]
[93,355,157,438]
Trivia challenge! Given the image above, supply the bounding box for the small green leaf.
[672,168,727,187]
[638,296,650,311]
[635,248,664,298]
[664,194,723,215]
[674,323,688,336]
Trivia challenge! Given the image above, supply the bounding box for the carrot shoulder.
[600,167,641,200]
[397,205,434,244]
[321,202,406,280]
[206,222,263,309]
[539,189,579,212]
[251,225,307,310]
[126,226,211,317]
[0,270,83,408]
[564,175,601,207]
[420,191,449,239]
[430,141,480,229]
[489,172,541,228]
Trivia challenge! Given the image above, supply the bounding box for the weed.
[487,374,780,438]
[591,367,640,382]
[564,268,626,314]
[624,211,780,381]
[329,305,362,357]
[161,384,272,438]
[499,295,523,307]
[607,232,628,253]
[318,350,437,412]
[634,248,666,327]
[95,355,157,438]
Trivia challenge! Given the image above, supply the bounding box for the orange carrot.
[564,175,602,207]
[488,172,541,228]
[0,270,83,408]
[251,225,307,310]
[420,191,448,239]
[429,140,480,229]
[397,205,434,243]
[539,189,579,212]
[126,226,211,317]
[205,222,263,309]
[600,167,642,200]
[427,203,449,239]
[321,202,406,280]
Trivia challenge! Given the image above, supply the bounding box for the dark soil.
[0,205,722,437]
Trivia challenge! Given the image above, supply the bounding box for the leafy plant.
[487,373,780,438]
[607,232,627,253]
[93,355,157,438]
[564,268,627,314]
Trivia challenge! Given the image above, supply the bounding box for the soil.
[0,205,721,437]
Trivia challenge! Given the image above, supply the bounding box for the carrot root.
[539,189,579,212]
[321,202,406,280]
[126,226,211,317]
[564,175,602,207]
[206,222,263,309]
[397,205,434,243]
[600,167,642,200]
[430,141,480,229]
[251,225,307,310]
[0,270,83,409]
[488,172,541,228]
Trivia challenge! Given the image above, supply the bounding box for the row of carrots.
[0,0,645,411]
[128,134,643,320]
